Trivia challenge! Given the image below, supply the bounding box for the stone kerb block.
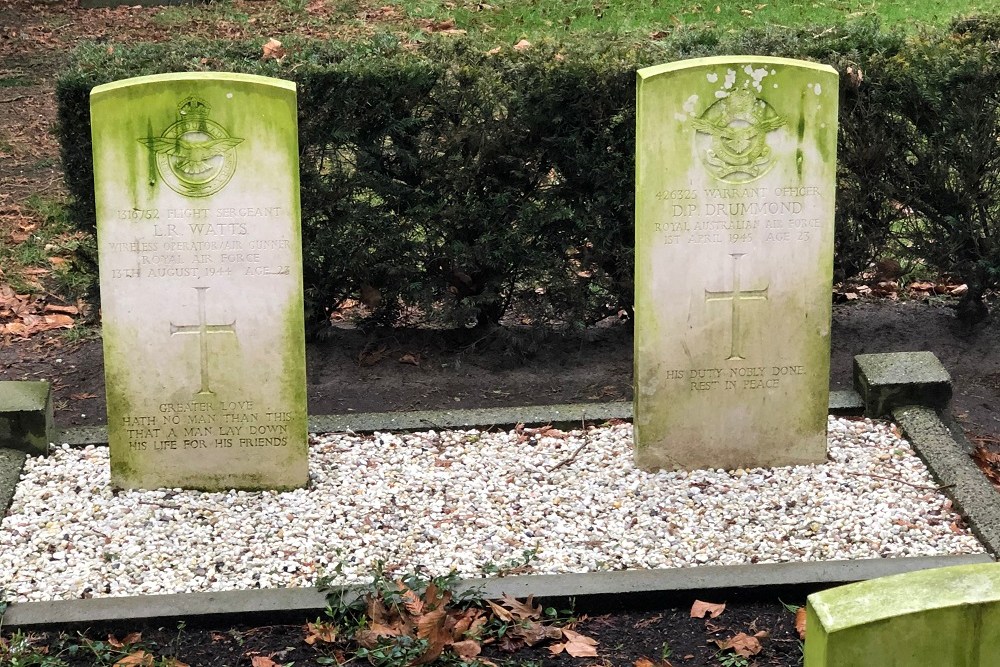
[0,381,52,456]
[634,56,839,470]
[91,73,309,491]
[804,562,1000,666]
[853,351,952,417]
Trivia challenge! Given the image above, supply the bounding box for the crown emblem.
[178,95,211,119]
[691,80,786,183]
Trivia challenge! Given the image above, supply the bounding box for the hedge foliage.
[56,17,1000,327]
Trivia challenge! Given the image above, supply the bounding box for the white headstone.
[634,56,839,470]
[91,72,309,490]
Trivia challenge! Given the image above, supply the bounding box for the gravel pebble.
[0,416,984,603]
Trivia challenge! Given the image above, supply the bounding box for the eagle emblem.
[138,96,243,197]
[691,87,785,183]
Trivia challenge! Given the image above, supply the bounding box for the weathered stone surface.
[854,351,952,416]
[0,381,52,456]
[893,405,1000,556]
[804,562,1000,666]
[634,56,838,470]
[0,448,28,517]
[91,73,308,490]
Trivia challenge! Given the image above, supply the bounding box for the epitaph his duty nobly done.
[91,73,308,490]
[634,57,838,470]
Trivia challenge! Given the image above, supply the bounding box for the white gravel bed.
[0,416,984,603]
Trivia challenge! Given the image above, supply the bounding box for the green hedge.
[56,18,1000,327]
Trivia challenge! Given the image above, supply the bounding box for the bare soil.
[14,589,813,667]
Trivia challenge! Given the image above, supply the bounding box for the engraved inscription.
[661,365,807,393]
[103,206,291,279]
[122,401,294,452]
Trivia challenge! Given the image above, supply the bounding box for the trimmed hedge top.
[57,17,1000,326]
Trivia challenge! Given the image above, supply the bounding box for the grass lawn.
[390,0,999,43]
[149,0,1000,46]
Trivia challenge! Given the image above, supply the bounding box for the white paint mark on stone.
[743,64,769,92]
[683,94,700,115]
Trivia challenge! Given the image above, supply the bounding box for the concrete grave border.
[3,354,999,629]
[3,554,990,629]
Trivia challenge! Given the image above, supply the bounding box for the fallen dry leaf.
[399,352,421,366]
[163,659,190,667]
[44,303,79,315]
[487,599,514,622]
[549,628,598,658]
[972,443,1000,488]
[262,37,286,60]
[114,651,154,667]
[304,620,337,645]
[509,619,562,647]
[414,609,449,665]
[500,593,542,620]
[251,657,279,667]
[714,632,763,657]
[690,600,726,619]
[635,657,673,667]
[452,639,481,660]
[513,39,531,50]
[355,621,403,648]
[795,607,807,639]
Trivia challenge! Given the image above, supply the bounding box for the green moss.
[805,563,1000,666]
[103,324,140,486]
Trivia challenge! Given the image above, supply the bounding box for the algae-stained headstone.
[91,73,308,490]
[634,56,838,470]
[804,562,1000,666]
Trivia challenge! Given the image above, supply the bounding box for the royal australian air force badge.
[690,73,785,184]
[138,95,244,197]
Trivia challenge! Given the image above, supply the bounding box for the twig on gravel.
[138,500,182,509]
[1,96,28,104]
[842,470,953,491]
[548,418,589,471]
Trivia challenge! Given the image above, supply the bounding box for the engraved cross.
[704,253,768,361]
[170,286,236,395]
